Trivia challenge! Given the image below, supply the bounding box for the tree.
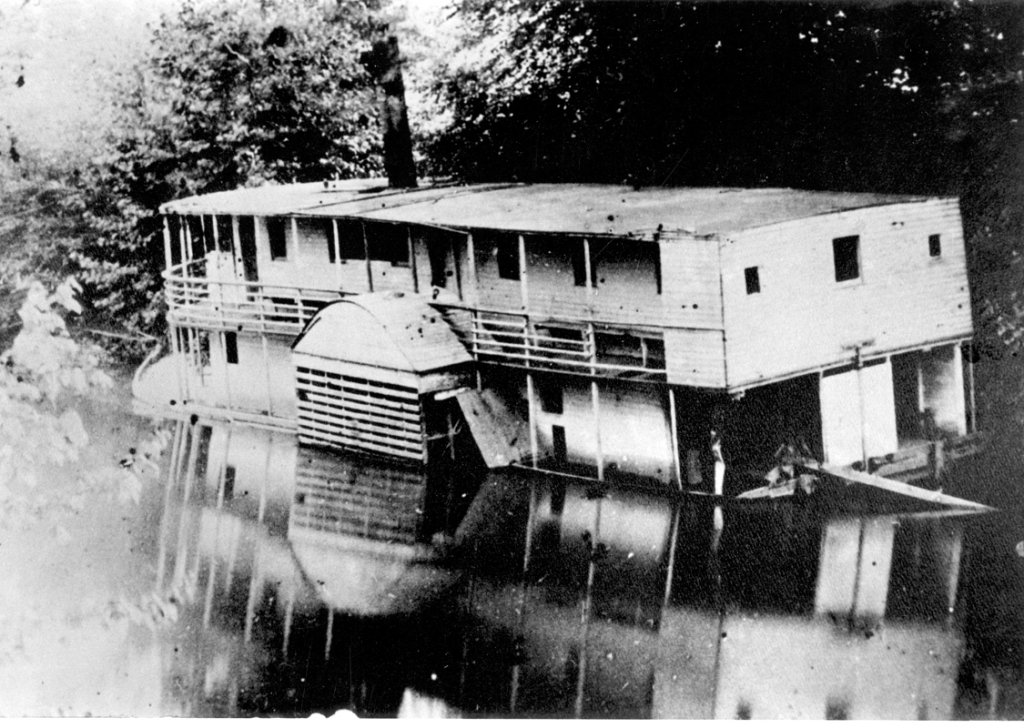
[57,0,387,353]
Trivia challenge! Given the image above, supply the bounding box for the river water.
[4,399,1024,718]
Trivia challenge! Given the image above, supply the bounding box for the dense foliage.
[2,0,386,355]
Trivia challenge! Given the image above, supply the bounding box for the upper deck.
[161,181,974,392]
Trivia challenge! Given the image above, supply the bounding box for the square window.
[336,219,365,261]
[367,223,410,267]
[225,332,238,364]
[267,217,288,260]
[744,266,760,294]
[832,235,860,282]
[928,234,942,258]
[496,236,520,280]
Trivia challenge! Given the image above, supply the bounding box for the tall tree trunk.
[362,33,417,188]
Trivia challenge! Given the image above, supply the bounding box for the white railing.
[164,260,668,377]
[164,259,343,335]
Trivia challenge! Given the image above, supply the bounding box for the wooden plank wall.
[659,238,727,388]
[721,199,973,390]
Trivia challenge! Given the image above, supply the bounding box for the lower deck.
[135,320,981,493]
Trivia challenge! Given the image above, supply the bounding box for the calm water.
[44,414,1024,718]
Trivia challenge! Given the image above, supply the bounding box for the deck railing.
[164,259,342,335]
[164,259,668,378]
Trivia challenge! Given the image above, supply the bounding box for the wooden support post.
[261,334,273,416]
[583,237,594,311]
[662,505,682,611]
[162,217,173,272]
[290,217,299,261]
[669,388,683,490]
[518,234,528,310]
[231,216,241,280]
[362,222,374,293]
[221,331,234,410]
[178,215,188,266]
[527,373,538,467]
[592,380,604,481]
[408,226,419,293]
[332,219,342,290]
[466,232,479,306]
[856,348,869,468]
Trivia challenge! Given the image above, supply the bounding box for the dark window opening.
[832,235,860,282]
[186,216,206,260]
[426,230,456,288]
[539,381,564,414]
[572,240,597,288]
[654,250,663,295]
[166,216,182,266]
[550,482,566,516]
[322,219,336,263]
[744,266,761,294]
[202,215,215,252]
[215,215,234,253]
[367,224,410,267]
[267,217,288,260]
[552,425,567,462]
[336,219,365,261]
[495,235,520,281]
[238,216,258,282]
[223,465,235,500]
[928,233,941,258]
[225,332,238,364]
[596,331,665,368]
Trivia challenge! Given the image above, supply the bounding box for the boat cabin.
[140,180,979,487]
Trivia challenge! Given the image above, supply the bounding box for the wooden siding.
[590,240,663,326]
[722,198,972,389]
[472,232,523,311]
[293,218,338,290]
[664,329,727,388]
[658,238,724,330]
[658,238,727,387]
[531,376,675,483]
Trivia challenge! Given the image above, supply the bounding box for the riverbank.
[0,371,170,716]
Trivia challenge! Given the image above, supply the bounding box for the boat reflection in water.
[152,417,976,718]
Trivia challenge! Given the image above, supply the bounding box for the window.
[538,381,563,414]
[928,234,941,258]
[215,215,234,253]
[336,219,365,261]
[654,250,663,295]
[186,216,206,260]
[367,223,410,267]
[225,332,238,364]
[267,217,288,260]
[166,216,182,266]
[832,235,860,282]
[223,465,236,500]
[496,235,520,281]
[744,266,761,294]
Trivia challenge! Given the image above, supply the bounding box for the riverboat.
[134,179,984,497]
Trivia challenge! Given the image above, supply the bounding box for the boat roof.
[161,179,937,239]
[294,292,473,374]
